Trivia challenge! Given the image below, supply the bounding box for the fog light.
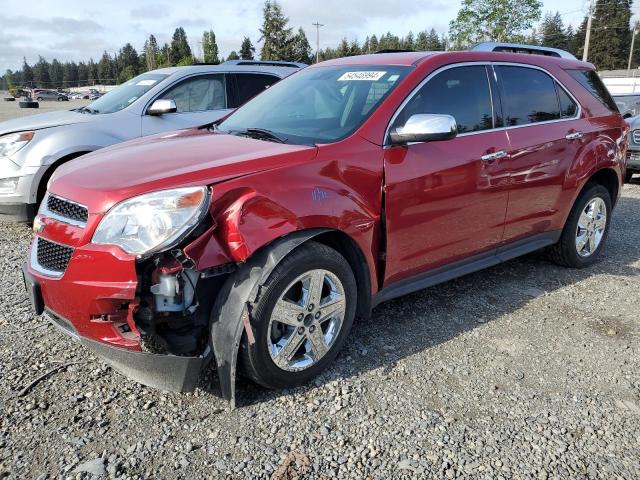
[0,177,19,195]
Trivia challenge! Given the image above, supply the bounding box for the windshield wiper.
[241,128,288,144]
[78,106,99,114]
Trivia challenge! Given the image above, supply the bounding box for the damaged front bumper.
[46,308,210,392]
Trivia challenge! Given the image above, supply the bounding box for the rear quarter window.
[567,69,619,113]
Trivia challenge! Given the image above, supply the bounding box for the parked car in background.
[0,60,304,220]
[23,44,626,404]
[35,90,69,102]
[613,94,640,118]
[69,92,86,100]
[88,92,102,100]
[624,115,640,181]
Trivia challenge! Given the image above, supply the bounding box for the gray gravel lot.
[0,99,638,478]
[0,99,90,122]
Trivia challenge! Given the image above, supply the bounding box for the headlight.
[0,131,34,157]
[0,177,19,195]
[92,187,209,256]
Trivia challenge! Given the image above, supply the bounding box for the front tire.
[239,242,357,390]
[549,183,612,268]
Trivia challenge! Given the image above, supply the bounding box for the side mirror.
[148,99,177,116]
[389,114,457,145]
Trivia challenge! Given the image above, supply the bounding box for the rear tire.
[548,183,612,268]
[239,242,357,390]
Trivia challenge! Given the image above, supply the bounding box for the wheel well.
[37,151,91,204]
[311,231,373,322]
[586,168,619,206]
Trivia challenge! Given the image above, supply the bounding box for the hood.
[625,114,640,129]
[50,128,318,213]
[0,109,97,136]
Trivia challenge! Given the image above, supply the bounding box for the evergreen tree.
[33,56,51,88]
[589,0,632,69]
[259,0,293,60]
[336,38,351,57]
[404,31,415,50]
[22,57,34,87]
[98,51,114,84]
[227,51,240,60]
[426,28,443,50]
[77,62,88,87]
[240,37,256,59]
[49,59,64,88]
[540,12,568,50]
[202,30,220,64]
[144,34,159,71]
[117,43,140,82]
[62,62,78,88]
[290,28,312,63]
[369,34,379,52]
[170,27,192,65]
[158,43,172,67]
[571,16,588,58]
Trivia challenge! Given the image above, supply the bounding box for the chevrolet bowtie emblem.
[33,217,44,234]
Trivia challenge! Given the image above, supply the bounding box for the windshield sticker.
[338,71,386,81]
[136,79,157,86]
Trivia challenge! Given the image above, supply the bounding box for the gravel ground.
[0,99,90,122]
[0,183,639,479]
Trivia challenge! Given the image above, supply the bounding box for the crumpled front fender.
[209,228,329,408]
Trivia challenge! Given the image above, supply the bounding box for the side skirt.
[371,230,561,307]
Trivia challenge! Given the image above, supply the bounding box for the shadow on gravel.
[231,191,640,407]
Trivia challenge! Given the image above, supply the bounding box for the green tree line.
[2,0,639,91]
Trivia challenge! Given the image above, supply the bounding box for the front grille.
[46,195,88,224]
[36,237,73,273]
[633,129,640,144]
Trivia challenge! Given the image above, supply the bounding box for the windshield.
[83,72,169,114]
[218,65,411,144]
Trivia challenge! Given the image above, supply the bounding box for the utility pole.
[312,21,324,63]
[628,23,638,72]
[583,0,595,62]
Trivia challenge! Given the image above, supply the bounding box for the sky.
[0,0,598,73]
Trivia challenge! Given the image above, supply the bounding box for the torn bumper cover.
[46,309,210,392]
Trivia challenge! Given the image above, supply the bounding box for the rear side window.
[567,69,618,112]
[557,86,578,118]
[496,66,560,126]
[160,74,226,112]
[392,65,494,134]
[234,73,279,106]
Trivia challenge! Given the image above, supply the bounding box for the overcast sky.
[1,0,593,72]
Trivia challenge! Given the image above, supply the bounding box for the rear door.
[141,74,234,135]
[494,64,584,243]
[383,64,511,284]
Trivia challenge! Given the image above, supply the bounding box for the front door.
[141,74,233,136]
[383,64,510,284]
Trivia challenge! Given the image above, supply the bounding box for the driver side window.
[158,74,226,113]
[393,65,494,134]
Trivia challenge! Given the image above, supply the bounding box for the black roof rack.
[374,49,415,54]
[471,42,576,60]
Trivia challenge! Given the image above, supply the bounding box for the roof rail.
[471,42,577,60]
[222,60,307,68]
[374,49,415,54]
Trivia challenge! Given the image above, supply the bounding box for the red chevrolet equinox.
[23,44,628,405]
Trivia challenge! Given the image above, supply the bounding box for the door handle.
[481,150,508,162]
[565,131,583,140]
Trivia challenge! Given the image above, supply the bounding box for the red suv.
[23,44,628,405]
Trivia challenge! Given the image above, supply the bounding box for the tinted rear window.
[496,66,560,126]
[567,69,618,112]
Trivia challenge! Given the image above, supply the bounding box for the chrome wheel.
[575,197,607,257]
[267,269,346,372]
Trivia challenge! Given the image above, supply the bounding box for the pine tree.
[98,51,113,84]
[77,62,88,87]
[88,59,98,85]
[202,30,220,64]
[170,27,192,65]
[336,38,351,57]
[540,12,568,50]
[571,16,588,58]
[22,57,34,87]
[404,31,415,50]
[33,56,50,88]
[62,62,78,88]
[49,59,63,88]
[259,1,293,60]
[240,37,256,59]
[227,51,240,60]
[290,28,312,63]
[144,34,159,71]
[117,44,140,82]
[589,0,632,70]
[426,28,443,50]
[158,43,172,67]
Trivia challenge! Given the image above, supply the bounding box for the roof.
[150,63,300,78]
[314,50,591,70]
